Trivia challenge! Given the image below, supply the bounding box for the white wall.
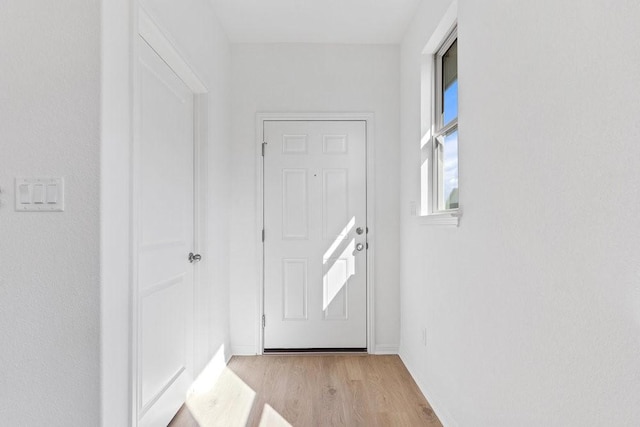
[229,44,401,354]
[0,1,101,425]
[399,0,640,425]
[101,0,232,425]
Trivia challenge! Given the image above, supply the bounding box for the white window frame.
[433,27,458,210]
[419,18,461,226]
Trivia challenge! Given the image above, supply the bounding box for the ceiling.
[210,0,423,44]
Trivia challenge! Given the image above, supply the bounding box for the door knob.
[355,243,364,252]
[188,252,202,263]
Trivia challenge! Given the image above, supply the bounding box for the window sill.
[418,209,461,226]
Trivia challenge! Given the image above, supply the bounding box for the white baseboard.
[224,338,233,364]
[398,352,458,427]
[231,345,258,356]
[373,344,399,355]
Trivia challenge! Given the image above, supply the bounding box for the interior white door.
[135,38,195,427]
[263,120,367,350]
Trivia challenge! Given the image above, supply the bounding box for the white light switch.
[46,184,58,204]
[19,184,31,204]
[33,184,45,204]
[15,177,64,212]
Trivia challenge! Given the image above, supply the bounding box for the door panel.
[322,169,349,240]
[282,259,308,320]
[264,121,367,349]
[135,38,195,427]
[140,281,186,406]
[282,169,309,239]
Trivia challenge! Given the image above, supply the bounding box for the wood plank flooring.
[168,355,442,427]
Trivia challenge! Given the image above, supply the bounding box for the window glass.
[443,129,458,209]
[443,80,458,126]
[442,40,458,126]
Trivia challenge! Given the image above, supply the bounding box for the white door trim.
[255,112,376,355]
[131,8,209,426]
[138,9,207,95]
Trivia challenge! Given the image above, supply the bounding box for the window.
[435,30,458,211]
[420,24,460,225]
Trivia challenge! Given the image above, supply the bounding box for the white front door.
[263,120,368,350]
[134,38,196,426]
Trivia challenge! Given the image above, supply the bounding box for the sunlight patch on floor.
[187,345,255,426]
[187,367,255,426]
[258,404,293,427]
[185,346,293,426]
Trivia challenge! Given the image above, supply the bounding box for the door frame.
[255,112,376,354]
[131,8,209,426]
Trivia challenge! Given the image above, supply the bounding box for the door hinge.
[262,141,267,156]
[262,315,266,328]
[262,229,265,242]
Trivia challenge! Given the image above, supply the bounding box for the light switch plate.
[15,177,64,212]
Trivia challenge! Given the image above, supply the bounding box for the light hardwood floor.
[169,354,442,427]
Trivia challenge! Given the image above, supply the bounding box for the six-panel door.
[264,120,367,349]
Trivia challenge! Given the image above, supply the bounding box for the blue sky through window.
[443,80,458,125]
[443,79,458,208]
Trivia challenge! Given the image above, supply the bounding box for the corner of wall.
[398,352,458,427]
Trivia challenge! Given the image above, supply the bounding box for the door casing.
[256,112,376,355]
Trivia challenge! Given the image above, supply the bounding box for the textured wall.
[229,44,401,354]
[0,1,101,425]
[399,0,640,425]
